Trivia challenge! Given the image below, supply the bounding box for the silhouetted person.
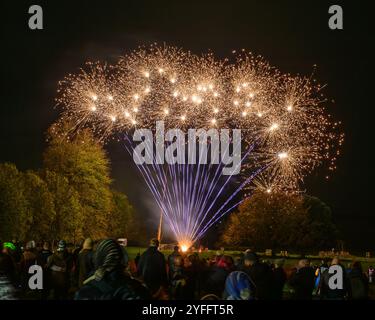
[20,241,38,290]
[76,238,95,288]
[75,239,150,300]
[137,238,168,295]
[347,261,368,300]
[238,252,274,300]
[0,246,18,300]
[288,259,315,300]
[39,242,52,267]
[204,255,234,297]
[319,257,349,300]
[167,246,181,281]
[272,259,287,299]
[38,241,52,299]
[46,240,73,300]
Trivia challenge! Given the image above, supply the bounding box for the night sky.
[1,1,374,250]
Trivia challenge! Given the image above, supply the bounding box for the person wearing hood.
[223,271,256,300]
[75,239,150,300]
[46,240,73,299]
[76,238,95,288]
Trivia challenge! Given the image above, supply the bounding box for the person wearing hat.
[46,240,73,299]
[76,238,95,288]
[75,239,150,300]
[137,238,168,296]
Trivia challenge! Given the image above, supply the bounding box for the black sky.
[1,0,374,250]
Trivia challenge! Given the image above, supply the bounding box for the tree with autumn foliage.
[0,122,142,243]
[43,122,114,239]
[220,191,338,252]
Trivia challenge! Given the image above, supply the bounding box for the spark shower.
[56,45,343,248]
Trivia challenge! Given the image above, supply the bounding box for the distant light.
[211,118,217,125]
[133,107,139,113]
[90,106,97,112]
[110,115,116,122]
[213,92,219,97]
[213,108,219,114]
[249,93,254,98]
[170,78,176,84]
[158,68,164,74]
[108,95,113,101]
[164,109,169,115]
[269,123,279,131]
[181,245,188,253]
[242,111,247,117]
[91,94,98,101]
[181,115,186,121]
[245,101,252,107]
[144,87,151,93]
[233,100,239,106]
[144,71,150,78]
[287,105,293,112]
[133,94,139,100]
[124,111,130,118]
[131,119,137,125]
[173,91,179,97]
[266,188,271,193]
[278,152,288,159]
[257,112,263,117]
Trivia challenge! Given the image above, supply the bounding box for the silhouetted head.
[57,240,66,252]
[93,239,124,281]
[150,238,159,248]
[243,252,258,267]
[331,257,340,266]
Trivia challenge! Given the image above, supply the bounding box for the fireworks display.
[56,44,343,247]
